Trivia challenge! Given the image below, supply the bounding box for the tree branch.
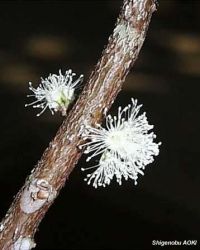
[0,1,156,249]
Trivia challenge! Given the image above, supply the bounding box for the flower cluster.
[81,99,161,188]
[25,69,83,116]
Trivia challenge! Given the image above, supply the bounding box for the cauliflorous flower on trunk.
[81,99,161,188]
[25,69,83,116]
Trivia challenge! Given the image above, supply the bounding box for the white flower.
[25,69,83,116]
[81,99,161,188]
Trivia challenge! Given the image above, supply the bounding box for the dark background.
[0,1,199,249]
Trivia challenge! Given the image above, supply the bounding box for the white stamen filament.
[81,99,161,188]
[25,69,83,116]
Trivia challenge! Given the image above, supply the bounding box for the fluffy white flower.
[25,69,83,116]
[81,99,161,188]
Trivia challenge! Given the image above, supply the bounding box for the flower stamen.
[25,69,83,116]
[81,99,161,188]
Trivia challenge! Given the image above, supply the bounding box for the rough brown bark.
[0,0,156,249]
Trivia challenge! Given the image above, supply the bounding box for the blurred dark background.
[0,1,199,249]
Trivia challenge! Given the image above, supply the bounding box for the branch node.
[20,179,57,214]
[13,236,36,250]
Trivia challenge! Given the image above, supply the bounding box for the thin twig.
[0,1,156,249]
